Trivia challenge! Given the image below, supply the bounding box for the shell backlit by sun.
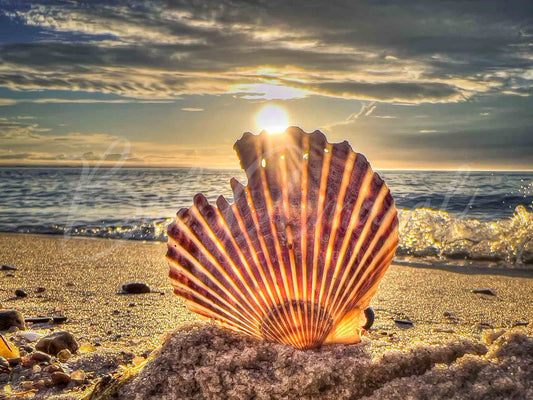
[167,127,399,350]
[256,105,289,134]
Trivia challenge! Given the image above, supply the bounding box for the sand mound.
[104,323,533,399]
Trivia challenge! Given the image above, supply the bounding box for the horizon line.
[0,164,532,173]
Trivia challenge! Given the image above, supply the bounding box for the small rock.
[66,282,76,287]
[472,288,497,296]
[8,357,21,367]
[394,319,414,327]
[44,364,62,373]
[119,282,151,294]
[112,309,120,315]
[1,265,17,271]
[128,302,137,307]
[71,369,86,383]
[17,331,43,342]
[32,364,41,373]
[51,371,70,386]
[31,351,51,363]
[483,329,506,344]
[14,288,28,298]
[35,331,79,355]
[35,287,46,293]
[53,316,68,324]
[6,272,14,277]
[22,345,34,353]
[0,357,8,369]
[21,358,36,368]
[34,379,47,390]
[434,328,455,333]
[0,310,26,331]
[443,311,454,318]
[25,317,51,324]
[512,320,529,327]
[475,322,494,330]
[56,348,72,362]
[21,380,35,390]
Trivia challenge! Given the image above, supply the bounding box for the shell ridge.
[190,201,266,322]
[327,182,391,316]
[331,203,398,319]
[215,200,289,343]
[278,148,308,348]
[256,140,306,348]
[167,250,260,335]
[173,209,261,326]
[320,156,371,327]
[316,148,357,341]
[241,177,303,347]
[309,141,333,344]
[230,184,295,342]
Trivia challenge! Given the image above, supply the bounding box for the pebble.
[0,310,26,331]
[21,381,35,390]
[17,331,43,342]
[14,289,28,298]
[71,369,86,383]
[51,371,71,386]
[35,287,46,293]
[112,309,120,315]
[129,302,137,307]
[0,357,8,369]
[8,357,21,367]
[43,364,62,373]
[472,288,497,296]
[394,319,414,327]
[119,282,151,294]
[6,273,15,277]
[36,331,79,355]
[512,320,529,327]
[1,264,17,271]
[56,348,72,362]
[475,322,494,330]
[443,311,454,318]
[30,351,51,363]
[434,328,455,333]
[66,282,76,287]
[53,316,68,324]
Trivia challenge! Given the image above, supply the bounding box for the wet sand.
[1,233,533,399]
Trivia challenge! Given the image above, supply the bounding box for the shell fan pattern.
[167,127,399,350]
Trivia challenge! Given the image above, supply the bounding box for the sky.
[0,0,532,169]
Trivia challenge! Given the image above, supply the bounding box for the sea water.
[0,167,531,267]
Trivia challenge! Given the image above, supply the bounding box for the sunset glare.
[256,105,289,134]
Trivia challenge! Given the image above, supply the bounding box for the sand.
[1,233,533,399]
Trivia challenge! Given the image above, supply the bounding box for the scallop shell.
[167,127,398,349]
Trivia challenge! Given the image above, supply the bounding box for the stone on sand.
[0,310,26,331]
[35,331,79,355]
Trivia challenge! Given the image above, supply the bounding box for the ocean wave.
[397,204,533,267]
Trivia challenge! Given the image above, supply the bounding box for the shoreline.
[1,232,533,398]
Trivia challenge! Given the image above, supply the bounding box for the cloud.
[0,1,530,103]
[323,101,377,130]
[0,97,176,105]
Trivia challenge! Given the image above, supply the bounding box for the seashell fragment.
[167,127,398,349]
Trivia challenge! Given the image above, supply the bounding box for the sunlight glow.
[256,105,289,134]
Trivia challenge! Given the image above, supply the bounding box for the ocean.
[0,167,531,267]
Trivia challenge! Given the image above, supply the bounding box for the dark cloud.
[0,0,530,102]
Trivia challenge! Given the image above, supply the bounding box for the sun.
[256,105,289,134]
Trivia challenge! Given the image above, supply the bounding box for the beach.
[1,232,533,399]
